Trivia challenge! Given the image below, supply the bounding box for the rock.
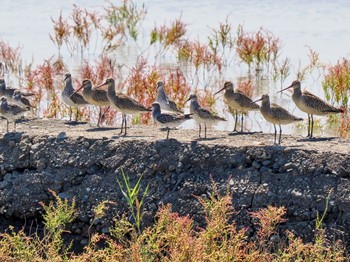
[80,238,89,246]
[58,192,72,200]
[0,130,349,252]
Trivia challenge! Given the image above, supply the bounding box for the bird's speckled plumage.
[255,94,303,145]
[214,81,259,132]
[71,79,110,126]
[152,102,191,139]
[61,73,88,121]
[280,80,343,137]
[97,78,151,135]
[186,94,226,138]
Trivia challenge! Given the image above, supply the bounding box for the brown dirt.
[11,117,350,155]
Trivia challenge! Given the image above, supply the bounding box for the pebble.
[58,192,72,200]
[252,161,261,170]
[283,162,293,171]
[101,227,110,234]
[80,238,89,246]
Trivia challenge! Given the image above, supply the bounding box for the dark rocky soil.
[0,118,350,250]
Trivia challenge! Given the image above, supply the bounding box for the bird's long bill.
[70,84,84,97]
[63,75,69,82]
[277,84,293,93]
[252,97,262,104]
[213,86,226,96]
[185,97,191,103]
[95,81,107,89]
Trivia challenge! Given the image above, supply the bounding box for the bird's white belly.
[62,94,75,107]
[294,98,327,116]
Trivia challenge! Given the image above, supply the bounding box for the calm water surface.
[1,0,350,136]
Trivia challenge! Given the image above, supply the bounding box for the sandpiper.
[152,102,191,139]
[71,79,110,127]
[96,78,151,135]
[253,94,303,145]
[279,80,344,138]
[0,96,29,132]
[214,81,259,132]
[61,73,88,121]
[0,78,34,102]
[155,81,183,114]
[186,94,226,138]
[12,90,34,110]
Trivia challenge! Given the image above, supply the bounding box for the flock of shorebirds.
[0,73,344,145]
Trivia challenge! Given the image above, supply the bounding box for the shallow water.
[0,0,349,136]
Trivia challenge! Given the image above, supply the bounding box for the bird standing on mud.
[279,80,344,138]
[155,81,183,114]
[96,78,151,136]
[214,81,259,133]
[0,96,29,132]
[186,94,226,139]
[253,94,303,145]
[61,73,89,122]
[152,102,191,139]
[71,79,110,127]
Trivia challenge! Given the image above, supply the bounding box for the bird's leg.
[6,119,9,133]
[166,127,170,139]
[75,108,79,122]
[97,107,102,127]
[14,120,16,132]
[101,106,110,122]
[273,124,277,145]
[198,124,201,138]
[123,115,127,136]
[69,107,72,122]
[233,110,238,132]
[241,113,244,133]
[204,124,207,139]
[307,114,310,137]
[310,114,314,138]
[119,115,124,135]
[278,124,282,145]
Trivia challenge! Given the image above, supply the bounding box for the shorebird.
[152,102,191,139]
[61,73,88,121]
[279,80,344,138]
[186,94,226,138]
[96,78,151,135]
[253,94,303,145]
[155,81,183,114]
[71,79,110,127]
[0,78,34,102]
[214,81,259,132]
[12,90,34,110]
[0,96,29,132]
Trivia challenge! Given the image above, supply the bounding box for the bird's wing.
[92,89,109,102]
[156,113,183,123]
[235,92,260,109]
[270,104,301,121]
[168,99,183,113]
[196,107,225,121]
[71,93,88,104]
[117,94,150,112]
[303,91,342,112]
[8,104,28,115]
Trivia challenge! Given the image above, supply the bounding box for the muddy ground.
[0,118,349,250]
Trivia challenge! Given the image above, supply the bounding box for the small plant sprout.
[117,169,149,234]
